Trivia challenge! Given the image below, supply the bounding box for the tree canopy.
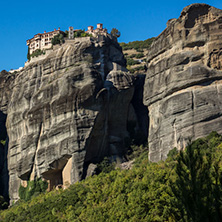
[111,28,121,38]
[1,132,222,221]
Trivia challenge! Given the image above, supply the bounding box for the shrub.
[111,28,121,38]
[96,157,115,173]
[19,178,48,201]
[0,196,8,210]
[0,140,6,146]
[128,65,145,73]
[136,48,144,52]
[129,54,136,58]
[51,33,65,45]
[126,58,140,66]
[30,49,45,58]
[135,53,144,58]
[74,30,92,38]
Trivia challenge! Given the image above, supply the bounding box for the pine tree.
[171,134,222,222]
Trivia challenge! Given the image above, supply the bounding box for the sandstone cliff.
[144,3,222,161]
[0,36,140,202]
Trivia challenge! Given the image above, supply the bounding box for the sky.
[1,0,222,71]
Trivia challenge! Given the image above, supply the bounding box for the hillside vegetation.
[1,132,222,221]
[120,37,155,74]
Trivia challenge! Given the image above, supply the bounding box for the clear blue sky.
[1,0,222,71]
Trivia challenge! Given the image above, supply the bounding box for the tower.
[97,23,103,30]
[69,26,74,39]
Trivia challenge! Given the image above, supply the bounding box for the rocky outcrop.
[144,3,222,161]
[2,36,135,202]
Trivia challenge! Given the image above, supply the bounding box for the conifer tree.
[171,134,222,222]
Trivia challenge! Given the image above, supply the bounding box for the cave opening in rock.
[42,169,63,191]
[42,155,72,191]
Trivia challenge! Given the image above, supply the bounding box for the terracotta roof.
[27,29,64,42]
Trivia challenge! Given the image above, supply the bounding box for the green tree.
[171,133,222,222]
[74,29,91,38]
[111,28,121,38]
[51,33,65,45]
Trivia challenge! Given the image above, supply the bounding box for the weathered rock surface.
[0,70,14,202]
[1,36,135,202]
[144,3,222,161]
[0,111,9,202]
[0,70,16,114]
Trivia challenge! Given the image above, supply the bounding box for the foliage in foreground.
[1,132,222,221]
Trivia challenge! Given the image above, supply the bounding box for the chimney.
[58,27,60,30]
[44,31,46,33]
[54,28,56,31]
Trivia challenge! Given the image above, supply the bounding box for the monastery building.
[27,28,64,54]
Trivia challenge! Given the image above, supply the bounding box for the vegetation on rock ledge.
[120,37,155,51]
[19,178,48,201]
[120,37,155,74]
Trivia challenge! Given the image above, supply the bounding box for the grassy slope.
[119,37,155,74]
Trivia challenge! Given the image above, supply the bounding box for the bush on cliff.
[126,58,140,66]
[30,49,45,58]
[1,132,222,221]
[111,28,121,38]
[0,196,8,210]
[19,178,48,201]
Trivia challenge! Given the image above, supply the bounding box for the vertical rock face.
[3,36,135,202]
[0,70,15,202]
[144,4,222,161]
[0,111,9,202]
